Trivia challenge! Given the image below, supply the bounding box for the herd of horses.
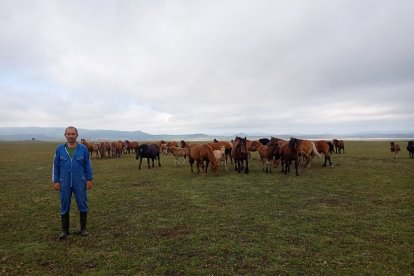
[80,137,351,177]
[80,138,414,176]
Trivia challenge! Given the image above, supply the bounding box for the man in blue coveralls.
[52,126,93,240]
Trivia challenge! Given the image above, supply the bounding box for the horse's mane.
[289,137,301,150]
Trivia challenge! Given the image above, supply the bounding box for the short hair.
[65,126,78,135]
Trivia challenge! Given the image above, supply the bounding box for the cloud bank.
[1,0,413,135]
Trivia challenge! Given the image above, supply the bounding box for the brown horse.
[313,140,333,167]
[80,139,94,157]
[390,142,401,158]
[111,141,125,157]
[280,138,302,176]
[231,137,249,173]
[188,144,218,176]
[333,139,345,154]
[99,141,111,158]
[124,140,139,154]
[251,140,277,173]
[267,137,286,168]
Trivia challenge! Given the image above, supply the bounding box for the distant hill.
[0,127,214,141]
[0,127,413,141]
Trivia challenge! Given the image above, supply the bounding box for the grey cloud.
[0,1,413,134]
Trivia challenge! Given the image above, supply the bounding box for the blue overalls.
[52,143,93,215]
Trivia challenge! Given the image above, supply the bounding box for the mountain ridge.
[0,127,413,141]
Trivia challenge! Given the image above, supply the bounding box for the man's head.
[64,126,78,144]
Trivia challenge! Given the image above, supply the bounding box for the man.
[52,126,93,240]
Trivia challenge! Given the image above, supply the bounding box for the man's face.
[64,128,78,143]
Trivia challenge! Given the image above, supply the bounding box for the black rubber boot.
[59,213,69,240]
[80,212,89,236]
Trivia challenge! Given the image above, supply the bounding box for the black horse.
[258,138,270,145]
[407,141,414,159]
[135,144,161,169]
[232,136,249,174]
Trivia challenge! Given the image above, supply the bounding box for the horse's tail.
[311,142,322,158]
[327,141,334,153]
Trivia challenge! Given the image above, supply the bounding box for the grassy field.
[0,140,413,275]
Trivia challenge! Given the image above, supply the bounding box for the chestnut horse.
[188,144,218,176]
[313,140,333,167]
[280,138,302,176]
[251,140,277,173]
[231,137,249,173]
[124,140,139,154]
[80,139,94,157]
[299,139,321,168]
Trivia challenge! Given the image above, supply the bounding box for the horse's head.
[236,137,248,156]
[135,144,147,159]
[180,140,187,148]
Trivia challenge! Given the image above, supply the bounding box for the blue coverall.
[52,143,93,215]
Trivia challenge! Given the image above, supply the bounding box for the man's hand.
[87,181,93,190]
[54,182,60,191]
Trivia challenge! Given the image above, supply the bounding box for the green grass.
[0,141,413,275]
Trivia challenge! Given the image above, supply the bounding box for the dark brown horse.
[267,137,286,168]
[390,142,401,158]
[407,141,414,159]
[135,144,161,169]
[231,137,249,173]
[280,138,302,176]
[333,139,345,154]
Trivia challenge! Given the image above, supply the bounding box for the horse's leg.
[245,158,249,174]
[190,160,194,173]
[196,161,201,175]
[295,158,299,176]
[157,155,161,167]
[138,157,143,170]
[328,154,332,167]
[205,160,210,174]
[322,155,327,167]
[147,158,151,169]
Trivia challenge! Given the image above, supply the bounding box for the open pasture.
[0,141,413,274]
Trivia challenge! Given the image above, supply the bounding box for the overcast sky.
[1,1,413,135]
